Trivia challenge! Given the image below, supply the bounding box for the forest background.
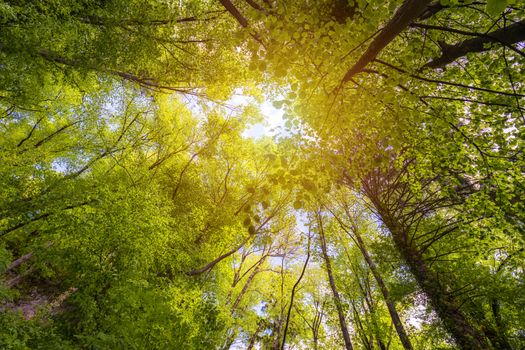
[0,0,524,349]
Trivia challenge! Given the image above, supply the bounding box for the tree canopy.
[1,0,524,349]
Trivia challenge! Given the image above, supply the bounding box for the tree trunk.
[349,221,413,350]
[220,330,237,350]
[375,202,490,350]
[231,256,267,313]
[246,320,265,350]
[318,216,354,350]
[272,317,283,350]
[491,299,512,349]
[281,235,311,350]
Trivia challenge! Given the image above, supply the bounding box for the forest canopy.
[0,0,524,349]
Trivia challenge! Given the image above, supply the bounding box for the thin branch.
[373,58,525,98]
[17,116,44,147]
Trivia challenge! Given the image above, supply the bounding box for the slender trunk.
[377,337,387,350]
[312,304,323,350]
[351,300,372,350]
[226,253,248,305]
[318,216,354,350]
[281,235,311,350]
[187,237,251,276]
[246,320,265,350]
[231,256,267,313]
[350,223,413,350]
[362,271,387,350]
[5,251,33,273]
[491,299,512,349]
[220,329,237,350]
[481,321,512,350]
[272,317,283,350]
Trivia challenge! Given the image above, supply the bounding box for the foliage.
[1,0,524,349]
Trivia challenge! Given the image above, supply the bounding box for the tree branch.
[187,237,251,276]
[219,0,265,45]
[341,0,433,83]
[37,49,199,95]
[422,19,525,69]
[219,0,249,27]
[372,58,525,98]
[244,0,263,11]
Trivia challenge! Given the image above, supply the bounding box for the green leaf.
[301,179,316,192]
[486,0,507,16]
[292,200,303,210]
[272,100,284,109]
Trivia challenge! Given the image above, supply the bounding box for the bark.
[418,1,485,20]
[351,300,373,350]
[32,121,80,149]
[17,116,44,148]
[318,216,354,350]
[311,302,323,350]
[6,267,36,287]
[281,235,311,350]
[349,221,413,350]
[423,19,525,69]
[226,250,250,303]
[272,316,284,350]
[5,251,33,273]
[1,201,92,238]
[219,0,249,27]
[419,95,525,110]
[490,299,513,349]
[246,320,265,350]
[366,191,490,349]
[79,15,201,26]
[231,255,267,312]
[5,242,52,274]
[354,266,387,350]
[341,0,433,83]
[359,160,525,349]
[220,330,237,350]
[219,0,264,45]
[481,318,513,350]
[187,237,250,276]
[245,0,263,11]
[418,1,444,20]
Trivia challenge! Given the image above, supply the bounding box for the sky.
[181,89,286,139]
[242,100,285,139]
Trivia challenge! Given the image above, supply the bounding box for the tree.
[1,0,525,349]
